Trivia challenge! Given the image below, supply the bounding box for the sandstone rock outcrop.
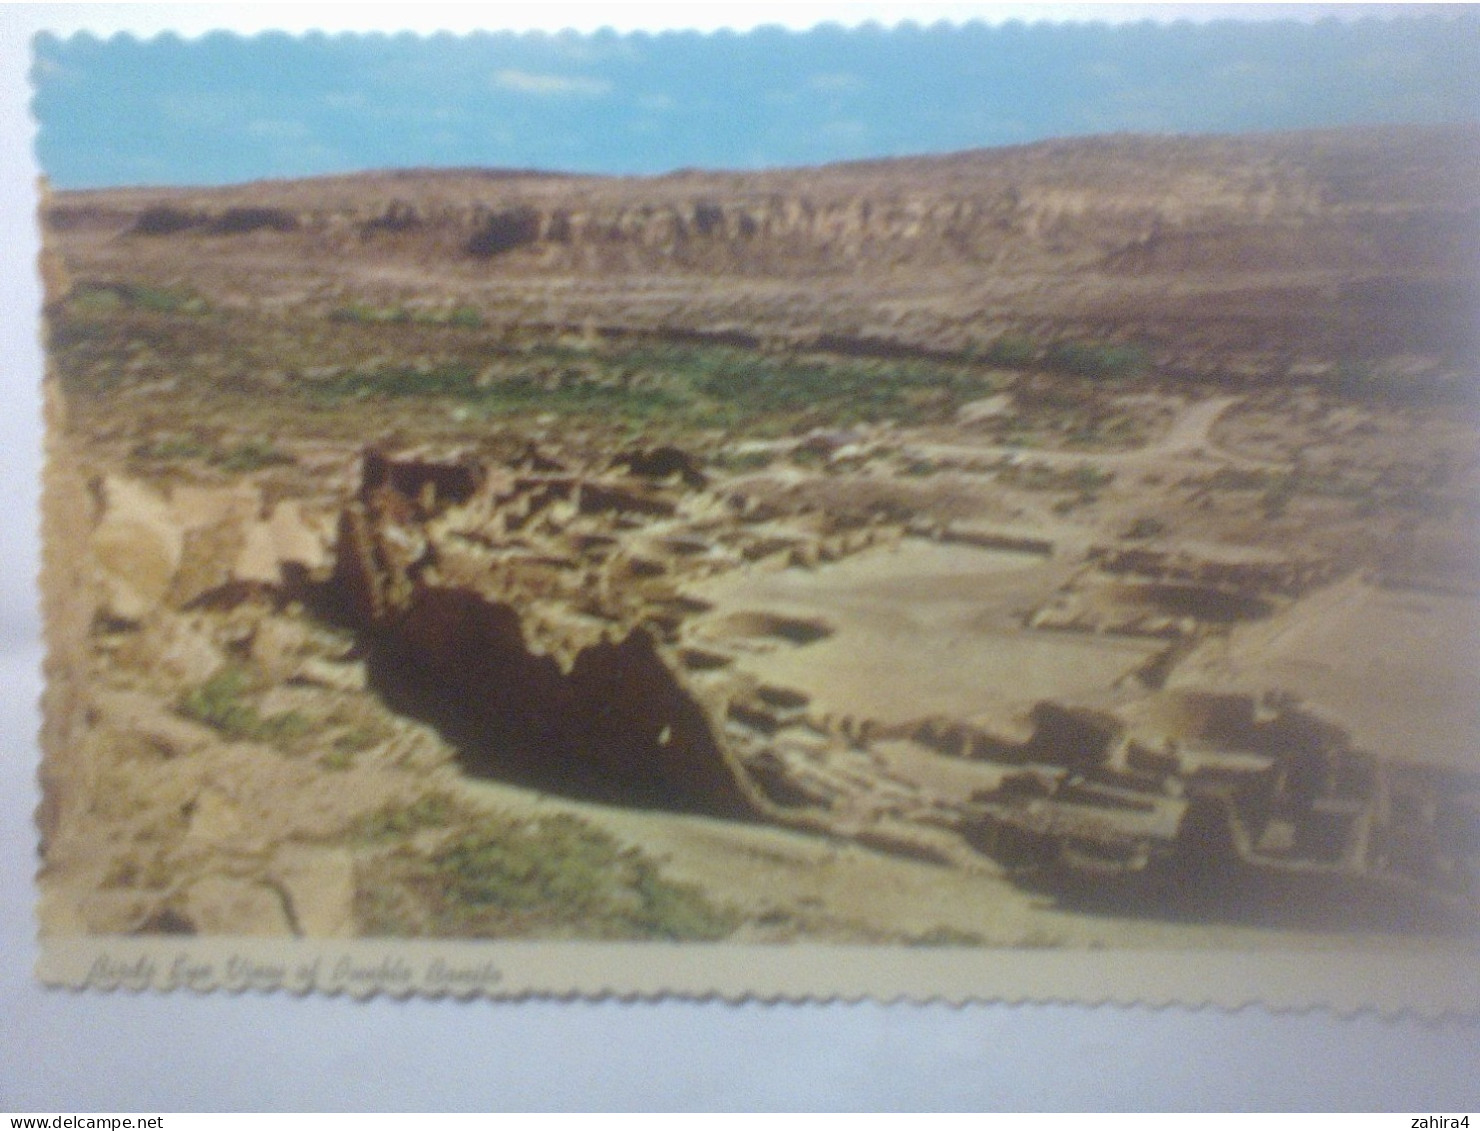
[90,476,185,623]
[87,477,336,622]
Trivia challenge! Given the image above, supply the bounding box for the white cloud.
[493,69,611,96]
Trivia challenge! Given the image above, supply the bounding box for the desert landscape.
[36,123,1480,947]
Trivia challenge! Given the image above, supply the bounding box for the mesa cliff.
[48,124,1480,375]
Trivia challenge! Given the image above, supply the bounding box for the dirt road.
[903,394,1281,475]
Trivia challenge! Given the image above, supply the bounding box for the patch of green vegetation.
[1043,340,1149,380]
[131,434,294,473]
[687,350,985,428]
[131,435,215,463]
[972,333,1038,368]
[356,810,739,941]
[318,747,357,772]
[50,281,212,358]
[68,286,124,315]
[336,723,386,751]
[73,281,208,316]
[443,307,485,329]
[328,303,485,329]
[211,439,295,473]
[998,460,1114,493]
[306,361,687,422]
[296,342,999,433]
[318,717,392,771]
[176,667,309,745]
[350,793,463,842]
[432,817,740,941]
[306,362,478,400]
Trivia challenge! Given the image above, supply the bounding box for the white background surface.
[2,3,1477,1111]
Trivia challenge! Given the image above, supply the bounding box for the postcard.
[30,12,1480,1009]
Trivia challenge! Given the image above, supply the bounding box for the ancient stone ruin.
[324,446,1480,928]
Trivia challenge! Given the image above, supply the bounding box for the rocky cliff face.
[45,123,1480,373]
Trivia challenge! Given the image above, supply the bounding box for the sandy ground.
[691,539,1160,724]
[449,771,1452,951]
[1177,576,1480,769]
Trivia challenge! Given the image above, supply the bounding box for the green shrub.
[431,815,738,940]
[130,434,292,473]
[177,667,308,745]
[127,284,208,315]
[210,439,294,473]
[1043,341,1148,380]
[350,793,463,842]
[72,281,208,316]
[177,667,257,735]
[318,747,358,772]
[329,303,485,329]
[442,306,485,329]
[320,723,388,771]
[979,334,1037,368]
[357,810,739,941]
[288,339,994,431]
[132,435,213,463]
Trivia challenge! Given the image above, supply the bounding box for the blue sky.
[32,9,1480,188]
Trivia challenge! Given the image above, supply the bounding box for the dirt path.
[905,394,1278,475]
[1155,395,1239,456]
